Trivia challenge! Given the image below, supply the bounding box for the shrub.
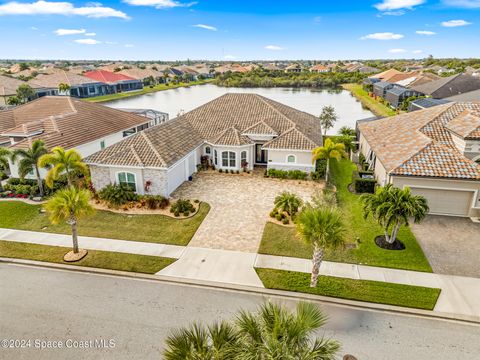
[171,199,195,215]
[269,209,278,218]
[184,211,190,216]
[359,153,366,165]
[282,217,290,225]
[145,196,158,209]
[354,178,376,194]
[275,213,283,221]
[143,195,169,210]
[98,184,138,207]
[219,169,223,173]
[266,169,308,180]
[174,211,180,217]
[236,170,240,174]
[312,159,327,180]
[274,191,303,216]
[194,199,200,203]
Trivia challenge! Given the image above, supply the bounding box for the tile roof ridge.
[243,120,277,134]
[66,96,76,113]
[140,130,166,166]
[255,94,296,129]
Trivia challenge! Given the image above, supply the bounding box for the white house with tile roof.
[85,93,323,197]
[358,102,480,218]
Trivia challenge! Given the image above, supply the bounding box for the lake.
[105,84,374,135]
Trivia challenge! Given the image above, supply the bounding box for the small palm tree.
[44,187,95,256]
[163,301,340,359]
[11,139,48,197]
[274,191,303,217]
[58,83,71,95]
[318,105,337,135]
[312,138,346,184]
[39,147,89,188]
[297,206,345,287]
[338,126,356,138]
[361,184,429,245]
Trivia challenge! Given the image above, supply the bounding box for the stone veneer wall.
[90,165,112,191]
[142,168,168,196]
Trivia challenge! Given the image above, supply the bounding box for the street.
[0,263,479,360]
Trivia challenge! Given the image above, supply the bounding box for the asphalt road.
[0,263,479,360]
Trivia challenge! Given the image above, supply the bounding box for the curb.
[1,257,479,325]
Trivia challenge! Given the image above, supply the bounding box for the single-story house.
[446,89,480,102]
[118,68,164,85]
[0,96,154,179]
[83,70,143,93]
[412,74,480,99]
[310,64,330,73]
[285,64,302,73]
[358,102,480,217]
[373,81,395,98]
[408,98,451,112]
[0,75,38,106]
[369,69,402,82]
[385,87,424,109]
[85,93,323,197]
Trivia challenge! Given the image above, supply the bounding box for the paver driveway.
[172,172,322,252]
[411,215,480,278]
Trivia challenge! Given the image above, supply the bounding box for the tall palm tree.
[297,206,345,287]
[11,139,48,197]
[318,105,337,135]
[39,147,89,188]
[312,138,346,184]
[44,187,95,255]
[163,301,340,360]
[0,148,10,172]
[361,184,429,245]
[274,191,303,217]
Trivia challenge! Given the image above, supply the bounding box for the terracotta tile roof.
[118,68,162,80]
[0,96,149,150]
[28,70,97,88]
[211,126,253,146]
[242,121,278,136]
[0,75,31,97]
[370,69,402,81]
[359,102,480,179]
[262,127,318,150]
[445,109,480,140]
[83,70,137,84]
[85,117,204,168]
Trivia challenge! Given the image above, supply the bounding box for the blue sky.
[0,0,479,60]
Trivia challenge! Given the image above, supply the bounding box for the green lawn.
[0,240,175,274]
[258,159,432,272]
[257,268,440,310]
[0,201,210,246]
[342,83,396,117]
[83,79,214,103]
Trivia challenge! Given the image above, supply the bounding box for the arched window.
[205,146,211,155]
[117,172,137,191]
[214,149,218,165]
[287,155,296,163]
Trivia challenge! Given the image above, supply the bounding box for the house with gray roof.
[358,102,480,218]
[385,87,424,109]
[85,93,323,197]
[412,74,480,99]
[373,81,395,98]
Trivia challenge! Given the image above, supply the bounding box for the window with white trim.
[214,150,218,165]
[221,151,236,167]
[205,146,211,155]
[241,151,247,165]
[118,172,136,191]
[229,152,236,167]
[287,155,296,163]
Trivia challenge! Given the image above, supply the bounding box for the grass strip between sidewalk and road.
[256,268,441,310]
[342,83,396,117]
[0,240,175,274]
[82,80,214,103]
[0,201,210,246]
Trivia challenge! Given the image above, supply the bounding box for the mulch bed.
[375,235,405,250]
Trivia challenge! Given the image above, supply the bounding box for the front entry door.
[255,144,267,164]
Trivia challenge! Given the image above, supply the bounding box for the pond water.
[106,84,374,135]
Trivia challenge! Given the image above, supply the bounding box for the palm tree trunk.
[66,169,72,187]
[325,158,330,184]
[310,244,324,287]
[390,222,401,244]
[70,219,79,253]
[383,229,391,244]
[35,166,44,197]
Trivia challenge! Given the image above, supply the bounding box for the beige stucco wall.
[267,149,315,172]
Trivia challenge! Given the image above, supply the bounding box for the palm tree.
[297,206,345,287]
[274,191,303,217]
[44,187,95,255]
[0,148,10,172]
[163,301,340,359]
[11,139,48,197]
[338,126,356,138]
[318,105,337,135]
[58,83,71,95]
[361,184,429,245]
[312,138,346,184]
[39,147,89,188]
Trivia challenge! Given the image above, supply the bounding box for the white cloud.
[123,0,196,8]
[412,50,423,54]
[389,48,407,53]
[105,41,118,45]
[192,24,217,31]
[29,26,38,30]
[74,38,100,45]
[416,30,436,35]
[442,0,480,8]
[379,10,406,16]
[313,16,322,23]
[0,1,129,19]
[361,32,404,40]
[85,32,96,36]
[54,28,86,36]
[265,45,284,50]
[374,0,424,10]
[124,44,134,48]
[441,19,472,27]
[224,54,236,60]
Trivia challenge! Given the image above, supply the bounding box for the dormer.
[445,109,480,160]
[241,121,278,142]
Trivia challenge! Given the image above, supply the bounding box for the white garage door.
[167,160,186,196]
[410,187,473,216]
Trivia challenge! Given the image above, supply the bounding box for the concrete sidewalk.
[1,228,479,319]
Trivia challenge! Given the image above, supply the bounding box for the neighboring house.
[373,81,395,98]
[0,75,35,106]
[358,102,480,217]
[0,96,153,178]
[118,68,164,85]
[385,87,424,109]
[446,89,480,102]
[85,93,323,197]
[285,64,302,73]
[406,73,441,88]
[369,68,402,82]
[408,98,451,112]
[29,70,111,98]
[357,66,379,74]
[115,108,169,127]
[263,63,282,71]
[412,74,480,99]
[83,70,143,93]
[310,64,329,73]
